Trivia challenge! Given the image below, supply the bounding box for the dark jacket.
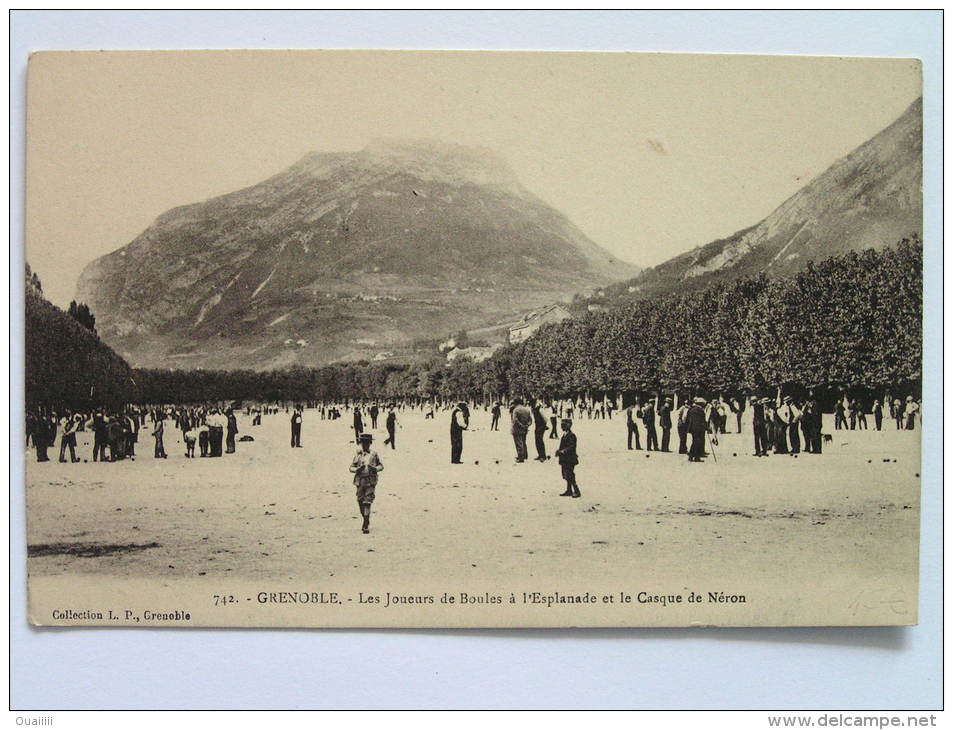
[450,406,469,435]
[641,403,656,427]
[532,405,547,431]
[686,405,707,433]
[556,431,578,466]
[752,402,766,425]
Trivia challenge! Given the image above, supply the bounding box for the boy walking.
[350,433,384,534]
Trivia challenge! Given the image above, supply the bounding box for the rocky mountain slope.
[603,97,922,303]
[76,139,638,369]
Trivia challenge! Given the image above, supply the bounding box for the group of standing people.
[27,408,144,463]
[27,405,244,463]
[625,397,672,452]
[180,408,238,458]
[833,396,920,432]
[748,395,822,457]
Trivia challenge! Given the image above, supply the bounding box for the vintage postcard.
[24,50,923,627]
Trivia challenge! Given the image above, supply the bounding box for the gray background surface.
[10,10,942,710]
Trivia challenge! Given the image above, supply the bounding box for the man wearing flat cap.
[350,433,383,534]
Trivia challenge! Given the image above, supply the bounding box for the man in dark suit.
[450,402,468,464]
[33,413,51,462]
[873,399,883,431]
[92,411,107,462]
[801,396,822,454]
[352,407,363,445]
[773,400,789,454]
[226,409,239,453]
[369,404,379,429]
[834,399,848,430]
[555,419,580,498]
[626,402,642,450]
[151,416,166,459]
[642,399,659,451]
[532,401,549,461]
[384,406,398,450]
[686,398,708,462]
[490,402,501,431]
[659,397,673,452]
[510,398,533,463]
[290,408,302,448]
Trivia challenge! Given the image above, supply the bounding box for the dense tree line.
[499,237,921,403]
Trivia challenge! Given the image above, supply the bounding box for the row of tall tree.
[502,237,922,400]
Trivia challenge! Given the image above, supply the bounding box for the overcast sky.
[26,50,921,306]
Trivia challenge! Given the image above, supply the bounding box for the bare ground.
[26,410,921,627]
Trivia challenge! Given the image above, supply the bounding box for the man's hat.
[560,418,573,426]
[359,433,373,441]
[783,395,792,402]
[693,397,706,404]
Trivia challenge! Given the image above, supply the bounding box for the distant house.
[508,304,571,344]
[587,304,608,313]
[446,344,502,363]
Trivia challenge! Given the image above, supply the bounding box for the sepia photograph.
[23,49,924,628]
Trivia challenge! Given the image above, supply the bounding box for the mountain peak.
[288,138,523,193]
[606,97,922,302]
[358,137,522,191]
[76,138,636,369]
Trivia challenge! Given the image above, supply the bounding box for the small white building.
[508,304,571,344]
